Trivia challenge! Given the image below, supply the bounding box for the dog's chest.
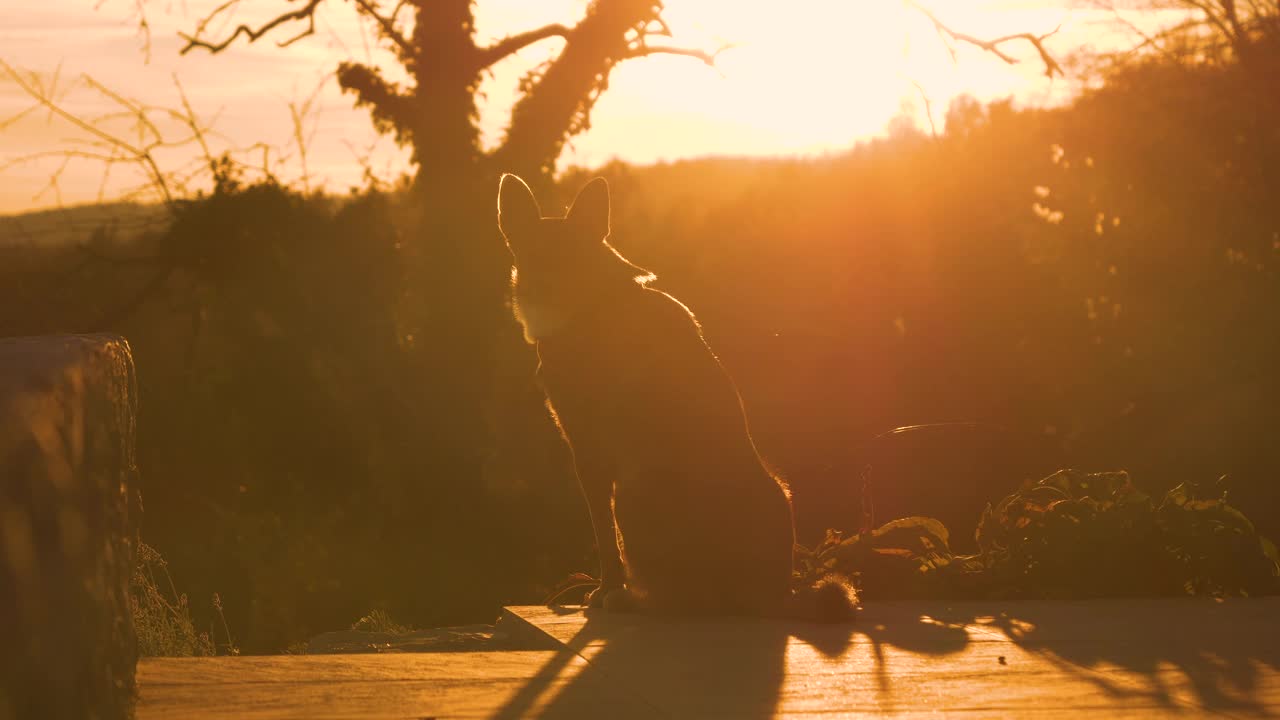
[536,333,655,444]
[511,296,571,343]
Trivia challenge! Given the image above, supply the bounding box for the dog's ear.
[566,177,610,239]
[498,174,541,239]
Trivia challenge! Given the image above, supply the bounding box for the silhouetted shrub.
[803,470,1280,601]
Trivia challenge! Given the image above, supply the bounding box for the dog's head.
[498,174,652,343]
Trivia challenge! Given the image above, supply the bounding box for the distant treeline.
[2,37,1277,651]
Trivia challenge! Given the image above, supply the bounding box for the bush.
[801,470,1280,601]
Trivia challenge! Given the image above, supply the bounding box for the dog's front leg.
[572,449,625,607]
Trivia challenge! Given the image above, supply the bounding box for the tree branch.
[910,79,938,140]
[350,0,414,58]
[1102,7,1209,62]
[476,23,571,68]
[275,14,318,48]
[621,43,731,67]
[1184,0,1236,39]
[909,2,1063,77]
[0,58,175,207]
[336,61,414,143]
[493,1,664,184]
[180,0,325,55]
[181,0,240,51]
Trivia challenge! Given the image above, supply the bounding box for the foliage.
[797,516,981,601]
[802,470,1280,601]
[131,542,237,657]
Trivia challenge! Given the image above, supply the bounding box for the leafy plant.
[801,470,1280,601]
[1159,476,1280,597]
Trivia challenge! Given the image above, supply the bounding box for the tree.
[1080,0,1279,63]
[181,1,723,191]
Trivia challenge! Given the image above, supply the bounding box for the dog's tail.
[785,576,859,623]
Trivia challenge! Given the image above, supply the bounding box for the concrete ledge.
[0,334,140,720]
[500,600,1280,717]
[136,601,1278,718]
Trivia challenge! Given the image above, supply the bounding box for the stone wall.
[0,334,140,720]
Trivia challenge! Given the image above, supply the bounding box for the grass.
[348,609,414,635]
[131,542,238,657]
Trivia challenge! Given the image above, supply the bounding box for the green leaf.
[871,516,952,553]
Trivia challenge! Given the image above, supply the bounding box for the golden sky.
[0,1,1151,215]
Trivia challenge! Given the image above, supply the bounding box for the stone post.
[0,334,140,720]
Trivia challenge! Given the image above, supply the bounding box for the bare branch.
[1106,4,1176,58]
[0,104,39,133]
[350,0,413,57]
[276,13,318,48]
[82,75,166,146]
[389,0,410,25]
[621,42,732,67]
[287,77,328,195]
[0,58,175,206]
[909,2,1063,77]
[1081,0,1261,64]
[183,0,240,47]
[647,17,673,38]
[477,23,571,68]
[910,80,939,140]
[171,75,217,167]
[95,0,154,62]
[0,59,312,211]
[180,0,324,55]
[1,149,145,171]
[1183,0,1236,38]
[1106,10,1210,61]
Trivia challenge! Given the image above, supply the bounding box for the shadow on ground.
[311,598,1278,718]
[489,606,969,719]
[926,597,1280,717]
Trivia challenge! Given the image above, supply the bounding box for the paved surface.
[137,597,1280,718]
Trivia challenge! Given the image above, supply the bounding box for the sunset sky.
[0,1,1162,215]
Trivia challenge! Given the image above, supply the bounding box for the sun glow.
[476,1,1079,167]
[1,0,1096,213]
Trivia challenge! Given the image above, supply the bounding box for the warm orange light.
[490,1,1080,166]
[2,0,1099,213]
